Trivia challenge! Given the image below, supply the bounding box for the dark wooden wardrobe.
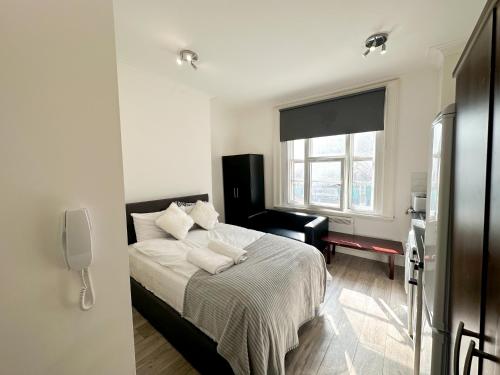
[451,0,500,373]
[222,154,265,227]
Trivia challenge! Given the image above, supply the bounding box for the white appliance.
[405,228,418,338]
[407,218,425,374]
[416,104,455,374]
[406,217,425,341]
[412,192,427,213]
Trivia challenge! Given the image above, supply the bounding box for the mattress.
[128,223,265,313]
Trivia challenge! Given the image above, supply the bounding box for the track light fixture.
[176,49,199,70]
[362,33,388,58]
[381,43,387,55]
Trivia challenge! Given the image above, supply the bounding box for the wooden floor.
[132,253,414,375]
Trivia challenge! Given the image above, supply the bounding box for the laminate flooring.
[132,253,414,375]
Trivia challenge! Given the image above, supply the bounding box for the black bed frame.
[126,194,233,374]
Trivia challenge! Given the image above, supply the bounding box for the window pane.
[353,131,376,157]
[292,181,304,203]
[292,139,305,160]
[293,162,304,180]
[310,135,346,157]
[351,160,374,210]
[310,161,342,207]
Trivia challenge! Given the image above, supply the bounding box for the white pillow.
[155,203,194,240]
[189,200,219,230]
[175,201,196,214]
[131,211,169,242]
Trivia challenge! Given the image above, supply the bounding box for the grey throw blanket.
[182,234,327,375]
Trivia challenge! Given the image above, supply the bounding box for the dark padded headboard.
[125,193,209,245]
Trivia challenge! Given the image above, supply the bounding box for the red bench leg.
[388,254,395,280]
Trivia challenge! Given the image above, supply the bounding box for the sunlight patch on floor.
[378,297,404,327]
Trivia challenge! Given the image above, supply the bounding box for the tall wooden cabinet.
[484,7,500,374]
[222,154,265,227]
[451,1,500,373]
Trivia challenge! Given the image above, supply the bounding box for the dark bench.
[247,210,328,251]
[322,231,403,279]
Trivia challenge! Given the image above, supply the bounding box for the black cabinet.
[483,8,500,374]
[450,1,500,373]
[222,154,265,226]
[451,12,493,374]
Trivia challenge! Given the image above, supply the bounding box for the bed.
[126,194,327,375]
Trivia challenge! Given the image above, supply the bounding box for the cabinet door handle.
[463,340,499,375]
[454,321,480,375]
[463,341,474,375]
[233,188,236,198]
[236,188,239,198]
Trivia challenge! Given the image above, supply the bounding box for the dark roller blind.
[279,87,386,142]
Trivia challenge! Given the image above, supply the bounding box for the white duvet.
[133,223,264,276]
[184,223,264,250]
[132,239,199,279]
[129,223,265,312]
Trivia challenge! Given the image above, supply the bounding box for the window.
[276,80,398,219]
[286,131,381,213]
[290,139,305,204]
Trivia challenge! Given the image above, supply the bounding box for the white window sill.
[273,204,395,221]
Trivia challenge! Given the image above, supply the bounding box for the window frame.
[348,132,379,212]
[308,158,345,210]
[288,157,305,206]
[284,131,383,214]
[274,79,398,220]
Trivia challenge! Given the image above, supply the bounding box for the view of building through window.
[288,131,377,211]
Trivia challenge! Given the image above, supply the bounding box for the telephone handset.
[63,208,95,311]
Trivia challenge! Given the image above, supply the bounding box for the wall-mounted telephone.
[63,208,96,311]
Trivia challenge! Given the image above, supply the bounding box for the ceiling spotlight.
[177,49,199,70]
[362,33,388,57]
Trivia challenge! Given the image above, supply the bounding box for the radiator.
[327,215,354,234]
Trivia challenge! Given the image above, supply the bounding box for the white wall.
[210,99,241,220]
[0,1,135,374]
[211,67,440,264]
[438,51,462,109]
[228,105,276,210]
[118,62,212,203]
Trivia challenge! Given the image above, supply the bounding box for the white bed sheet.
[184,223,264,249]
[128,223,265,313]
[128,245,190,313]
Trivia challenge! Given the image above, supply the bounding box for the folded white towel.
[208,239,248,264]
[187,247,234,275]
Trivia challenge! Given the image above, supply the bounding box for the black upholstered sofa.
[247,210,328,250]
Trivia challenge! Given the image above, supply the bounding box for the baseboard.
[335,246,405,267]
